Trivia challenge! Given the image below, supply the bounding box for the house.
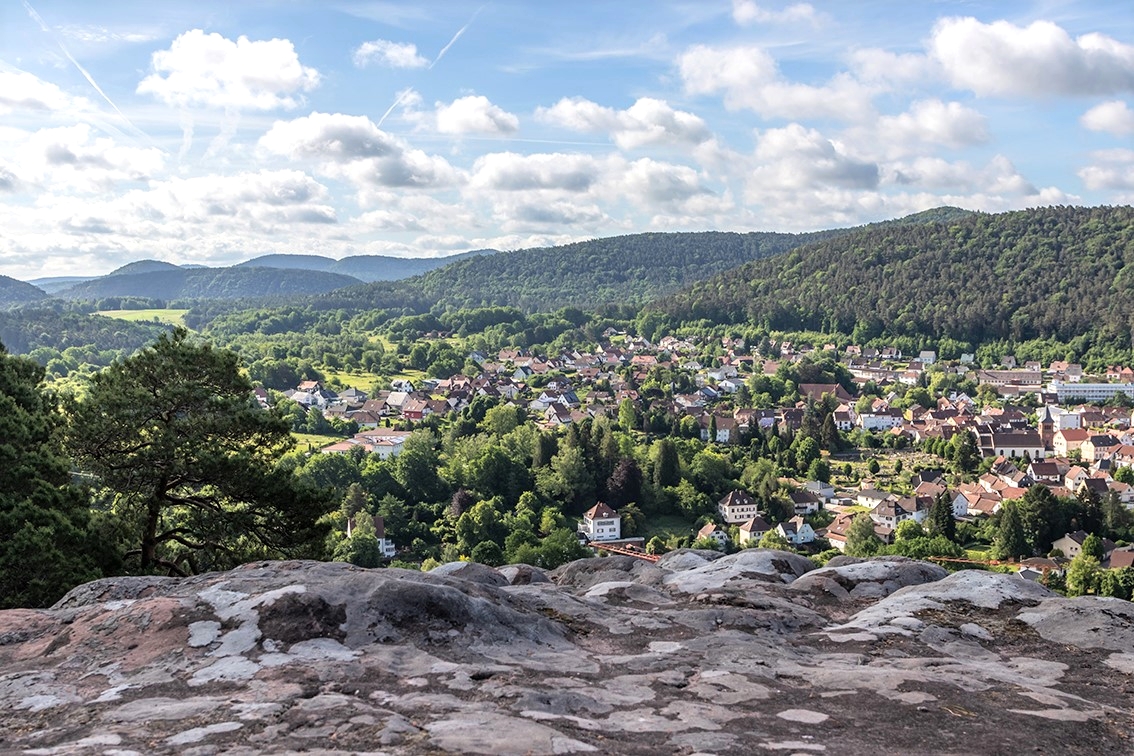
[1051,531,1116,560]
[1017,557,1065,582]
[824,512,856,552]
[346,515,396,559]
[775,516,816,545]
[578,502,621,542]
[1053,428,1090,457]
[798,383,854,403]
[738,516,772,546]
[696,522,730,549]
[788,490,822,516]
[718,490,761,524]
[1082,435,1119,463]
[869,499,914,528]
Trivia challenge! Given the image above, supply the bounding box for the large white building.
[1048,381,1134,403]
[578,502,621,542]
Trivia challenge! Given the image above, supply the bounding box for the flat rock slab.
[2,558,1132,755]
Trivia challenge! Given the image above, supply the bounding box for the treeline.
[652,205,1134,351]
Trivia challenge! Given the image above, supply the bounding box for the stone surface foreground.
[2,552,1132,755]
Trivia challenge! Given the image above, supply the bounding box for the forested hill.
[650,205,1134,347]
[325,230,842,313]
[56,266,363,301]
[236,249,495,283]
[0,275,48,307]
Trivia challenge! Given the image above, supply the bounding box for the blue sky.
[1,0,1132,279]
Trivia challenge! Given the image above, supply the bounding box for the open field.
[95,309,189,327]
[292,432,342,451]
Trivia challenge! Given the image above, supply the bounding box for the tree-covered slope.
[0,275,48,307]
[651,205,1134,346]
[55,267,363,301]
[327,230,841,313]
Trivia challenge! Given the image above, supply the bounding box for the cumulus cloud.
[352,40,429,69]
[436,96,519,135]
[885,154,1036,195]
[752,124,880,191]
[930,17,1134,97]
[1081,100,1134,135]
[1079,149,1134,190]
[1,124,163,193]
[732,1,821,26]
[137,29,320,110]
[0,71,92,113]
[873,99,989,152]
[259,112,459,189]
[679,44,874,121]
[470,152,600,192]
[537,96,711,149]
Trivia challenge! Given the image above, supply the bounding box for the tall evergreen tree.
[927,491,957,542]
[66,328,332,576]
[0,347,100,607]
[992,501,1028,560]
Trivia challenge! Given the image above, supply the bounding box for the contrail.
[429,4,485,69]
[21,0,146,138]
[376,88,415,128]
[375,5,485,128]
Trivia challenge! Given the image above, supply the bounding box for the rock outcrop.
[1,552,1131,755]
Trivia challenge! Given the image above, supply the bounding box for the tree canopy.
[66,328,332,575]
[0,347,100,607]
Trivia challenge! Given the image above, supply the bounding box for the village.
[274,331,1134,583]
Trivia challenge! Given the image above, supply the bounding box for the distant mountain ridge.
[55,267,364,301]
[236,249,495,282]
[0,275,48,308]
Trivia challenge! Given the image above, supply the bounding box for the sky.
[1,0,1132,280]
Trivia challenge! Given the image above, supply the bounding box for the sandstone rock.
[551,555,666,592]
[1016,596,1134,651]
[2,558,1131,755]
[654,548,724,571]
[428,561,509,586]
[496,564,550,585]
[662,548,814,594]
[791,556,947,601]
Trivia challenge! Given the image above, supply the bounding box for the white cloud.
[470,152,600,192]
[0,124,163,193]
[873,99,989,152]
[1081,100,1134,135]
[751,123,880,191]
[352,40,429,69]
[137,29,320,110]
[537,96,711,149]
[885,155,1036,195]
[1079,149,1134,190]
[848,48,936,88]
[679,44,874,121]
[436,95,519,135]
[732,1,821,26]
[930,17,1134,97]
[259,112,459,189]
[0,71,92,113]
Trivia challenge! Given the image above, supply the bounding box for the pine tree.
[0,348,100,607]
[992,501,1028,560]
[928,491,957,542]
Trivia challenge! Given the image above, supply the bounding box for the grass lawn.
[292,432,344,451]
[641,513,697,541]
[321,368,379,392]
[96,309,189,327]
